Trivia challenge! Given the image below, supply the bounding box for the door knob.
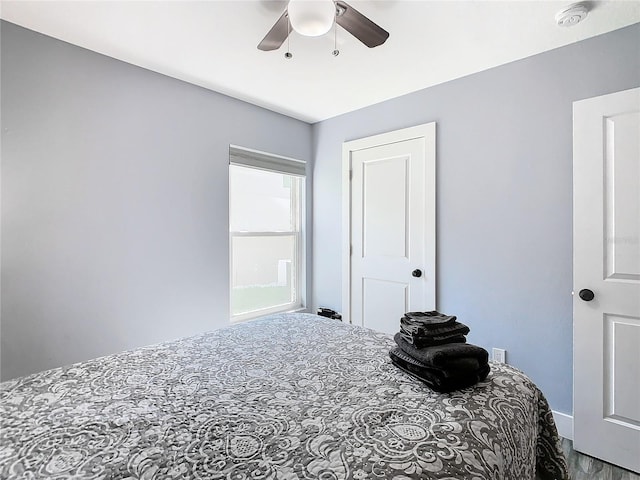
[412,269,422,278]
[579,289,595,301]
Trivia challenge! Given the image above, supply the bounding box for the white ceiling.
[1,1,639,123]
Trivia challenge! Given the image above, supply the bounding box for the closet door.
[573,87,640,473]
[343,123,436,334]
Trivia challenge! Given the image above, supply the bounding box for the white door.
[573,87,640,473]
[342,123,436,334]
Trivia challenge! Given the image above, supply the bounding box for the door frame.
[342,123,436,324]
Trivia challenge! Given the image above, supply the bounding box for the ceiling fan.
[258,0,389,54]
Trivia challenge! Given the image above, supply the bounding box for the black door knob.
[579,289,595,301]
[412,269,422,278]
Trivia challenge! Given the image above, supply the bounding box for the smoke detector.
[555,3,589,27]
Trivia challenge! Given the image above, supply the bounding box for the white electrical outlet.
[492,348,506,364]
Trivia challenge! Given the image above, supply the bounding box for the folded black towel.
[389,348,490,393]
[400,318,470,340]
[394,332,489,368]
[403,311,457,326]
[398,331,467,348]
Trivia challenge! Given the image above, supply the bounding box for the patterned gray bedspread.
[0,313,568,480]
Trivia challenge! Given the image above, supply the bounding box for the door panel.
[604,112,640,281]
[604,315,640,427]
[362,155,408,258]
[573,87,640,473]
[363,278,408,333]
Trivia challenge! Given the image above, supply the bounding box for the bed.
[0,312,568,479]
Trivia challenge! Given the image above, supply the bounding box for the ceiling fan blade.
[335,1,389,48]
[258,10,290,51]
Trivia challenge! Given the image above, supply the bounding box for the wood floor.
[561,438,640,480]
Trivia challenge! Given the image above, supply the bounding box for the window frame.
[229,148,306,323]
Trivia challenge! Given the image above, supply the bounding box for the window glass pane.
[230,166,296,232]
[231,234,297,315]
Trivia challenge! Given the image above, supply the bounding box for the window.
[229,146,305,321]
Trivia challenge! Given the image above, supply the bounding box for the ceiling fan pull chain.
[285,14,293,59]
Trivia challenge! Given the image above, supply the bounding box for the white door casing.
[573,87,640,473]
[342,123,436,333]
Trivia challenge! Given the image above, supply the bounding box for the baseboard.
[552,410,573,441]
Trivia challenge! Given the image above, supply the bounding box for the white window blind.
[229,145,306,177]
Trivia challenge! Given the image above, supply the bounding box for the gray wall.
[311,23,640,414]
[0,21,312,380]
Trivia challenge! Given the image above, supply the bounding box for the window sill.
[230,304,306,324]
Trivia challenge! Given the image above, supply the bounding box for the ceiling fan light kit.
[287,0,336,37]
[257,0,389,58]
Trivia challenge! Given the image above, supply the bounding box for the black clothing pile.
[389,311,490,392]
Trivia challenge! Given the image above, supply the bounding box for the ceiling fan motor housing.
[257,1,389,52]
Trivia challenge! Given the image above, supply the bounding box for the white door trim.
[342,123,436,324]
